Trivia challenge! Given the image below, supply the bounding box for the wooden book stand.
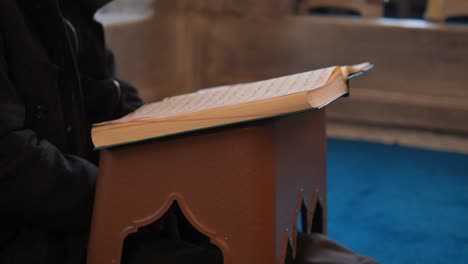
[87,110,327,264]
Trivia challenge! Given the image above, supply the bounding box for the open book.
[92,63,373,148]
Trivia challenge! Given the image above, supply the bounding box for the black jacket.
[0,0,143,263]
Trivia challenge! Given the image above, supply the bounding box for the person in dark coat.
[0,0,143,263]
[0,0,378,263]
[0,0,225,262]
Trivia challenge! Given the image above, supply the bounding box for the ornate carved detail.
[279,189,323,263]
[120,192,230,259]
[307,190,320,234]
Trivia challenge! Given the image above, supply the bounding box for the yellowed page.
[109,66,337,123]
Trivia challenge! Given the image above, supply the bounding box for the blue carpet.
[327,139,468,264]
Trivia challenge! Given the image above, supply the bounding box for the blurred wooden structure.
[297,0,384,17]
[100,0,468,150]
[426,0,468,21]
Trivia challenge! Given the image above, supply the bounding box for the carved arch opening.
[120,200,224,263]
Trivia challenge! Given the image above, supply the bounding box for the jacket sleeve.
[102,41,144,118]
[0,34,96,234]
[114,78,144,117]
[82,46,144,125]
[77,14,144,124]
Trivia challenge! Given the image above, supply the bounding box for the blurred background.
[97,0,468,263]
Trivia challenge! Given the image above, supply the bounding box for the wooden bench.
[426,0,468,22]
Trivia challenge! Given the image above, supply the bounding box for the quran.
[92,63,373,148]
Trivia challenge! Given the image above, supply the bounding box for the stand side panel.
[88,123,279,264]
[274,110,327,262]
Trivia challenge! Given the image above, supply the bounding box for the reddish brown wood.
[87,110,327,264]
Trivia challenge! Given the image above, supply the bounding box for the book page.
[108,67,337,124]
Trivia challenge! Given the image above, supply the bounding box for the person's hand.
[113,80,121,101]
